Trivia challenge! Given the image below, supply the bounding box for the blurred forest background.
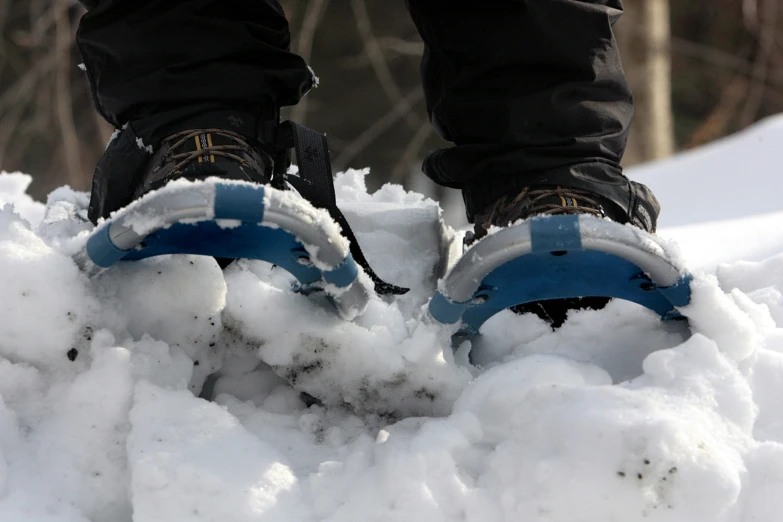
[0,0,780,215]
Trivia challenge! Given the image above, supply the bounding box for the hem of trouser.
[461,165,634,223]
[128,105,280,146]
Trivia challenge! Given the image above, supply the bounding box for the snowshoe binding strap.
[275,120,408,296]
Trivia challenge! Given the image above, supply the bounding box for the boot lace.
[471,187,606,243]
[160,128,253,173]
[486,186,605,225]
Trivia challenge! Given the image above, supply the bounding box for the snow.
[135,137,154,155]
[630,115,783,228]
[0,172,45,227]
[3,115,783,521]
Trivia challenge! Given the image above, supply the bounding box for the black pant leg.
[76,0,313,132]
[405,0,642,222]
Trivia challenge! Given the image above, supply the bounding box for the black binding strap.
[275,121,408,296]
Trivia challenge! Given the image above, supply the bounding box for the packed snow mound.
[1,162,783,522]
[629,114,783,228]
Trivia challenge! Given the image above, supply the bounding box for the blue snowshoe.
[428,213,692,342]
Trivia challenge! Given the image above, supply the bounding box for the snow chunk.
[454,354,611,443]
[94,255,226,394]
[682,274,759,361]
[0,171,45,226]
[0,207,95,369]
[135,136,153,154]
[222,262,472,418]
[128,381,311,522]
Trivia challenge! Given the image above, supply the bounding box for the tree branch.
[54,0,83,187]
[350,0,419,128]
[740,0,778,126]
[333,87,424,172]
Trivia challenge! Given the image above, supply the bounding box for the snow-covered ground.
[3,115,783,522]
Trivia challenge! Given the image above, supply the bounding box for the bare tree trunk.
[54,0,83,187]
[616,0,674,165]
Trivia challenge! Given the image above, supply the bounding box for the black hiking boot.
[133,128,273,199]
[86,109,283,269]
[87,108,282,224]
[472,185,660,328]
